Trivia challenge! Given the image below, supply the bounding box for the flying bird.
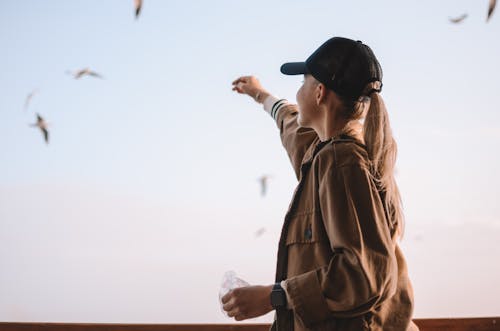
[66,68,103,79]
[488,0,497,21]
[30,113,49,144]
[134,0,142,19]
[254,227,266,238]
[24,89,39,111]
[257,175,272,197]
[449,13,468,24]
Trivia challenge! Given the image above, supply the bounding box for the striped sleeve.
[263,95,288,121]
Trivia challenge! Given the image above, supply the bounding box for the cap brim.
[280,62,309,75]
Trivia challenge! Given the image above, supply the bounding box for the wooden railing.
[1,318,499,331]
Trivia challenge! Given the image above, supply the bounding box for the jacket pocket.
[285,210,329,245]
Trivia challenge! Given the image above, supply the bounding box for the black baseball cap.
[280,37,383,100]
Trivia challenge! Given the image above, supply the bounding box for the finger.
[232,76,248,85]
[221,291,232,304]
[237,82,248,92]
[232,76,249,84]
[236,83,248,93]
[232,86,243,93]
[222,301,235,312]
[227,307,240,318]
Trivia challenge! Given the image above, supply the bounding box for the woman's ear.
[315,83,327,106]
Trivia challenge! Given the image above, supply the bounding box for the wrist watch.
[270,283,287,309]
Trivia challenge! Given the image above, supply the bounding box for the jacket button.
[304,227,312,240]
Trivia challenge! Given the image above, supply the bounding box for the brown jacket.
[271,104,418,331]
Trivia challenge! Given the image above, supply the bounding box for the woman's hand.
[221,284,274,321]
[232,76,270,104]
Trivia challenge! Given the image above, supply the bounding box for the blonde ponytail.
[362,83,404,238]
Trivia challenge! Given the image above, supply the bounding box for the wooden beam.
[0,324,271,331]
[413,317,499,331]
[0,318,499,331]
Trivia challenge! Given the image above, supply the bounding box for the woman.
[222,37,418,331]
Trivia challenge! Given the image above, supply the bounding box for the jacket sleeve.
[285,154,398,326]
[275,104,318,179]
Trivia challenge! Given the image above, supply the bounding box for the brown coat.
[271,104,418,331]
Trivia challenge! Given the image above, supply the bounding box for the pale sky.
[1,0,499,323]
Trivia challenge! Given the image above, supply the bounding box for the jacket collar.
[301,134,365,165]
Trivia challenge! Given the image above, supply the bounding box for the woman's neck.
[315,109,346,141]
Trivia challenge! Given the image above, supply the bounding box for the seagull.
[24,89,39,111]
[449,13,468,24]
[257,175,272,197]
[134,0,142,19]
[488,0,497,21]
[30,113,49,144]
[254,227,266,238]
[66,68,103,79]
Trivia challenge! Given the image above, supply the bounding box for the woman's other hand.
[221,284,274,321]
[232,76,270,104]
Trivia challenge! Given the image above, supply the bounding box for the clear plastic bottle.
[218,270,250,316]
